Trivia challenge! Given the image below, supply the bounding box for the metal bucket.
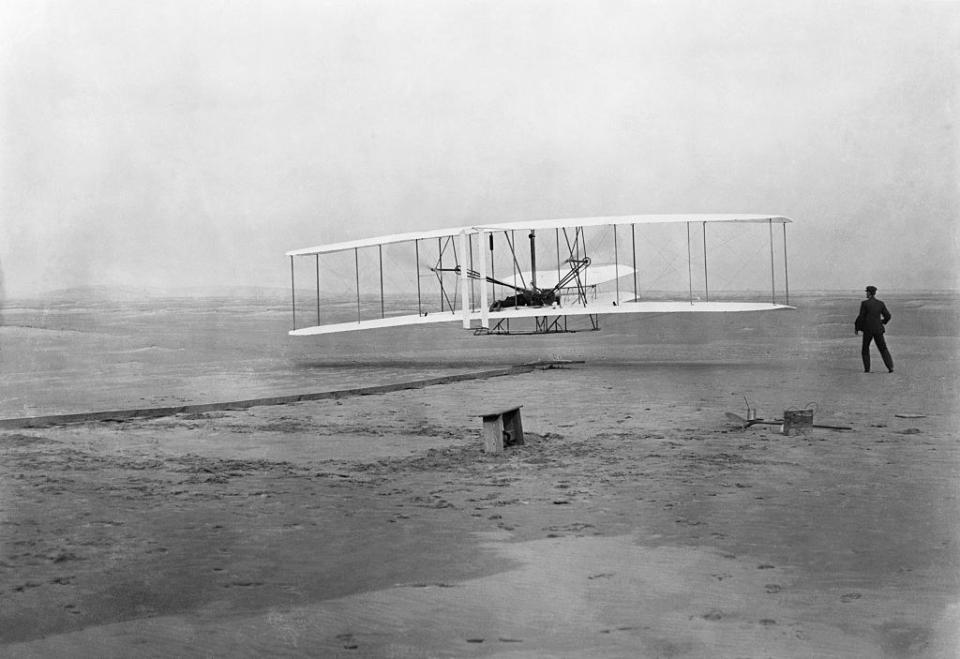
[782,409,814,436]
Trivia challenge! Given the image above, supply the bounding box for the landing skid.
[474,314,600,335]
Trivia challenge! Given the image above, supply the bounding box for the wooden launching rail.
[0,366,539,430]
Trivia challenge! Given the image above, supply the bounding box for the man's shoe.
[888,369,894,373]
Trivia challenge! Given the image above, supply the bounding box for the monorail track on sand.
[0,363,567,429]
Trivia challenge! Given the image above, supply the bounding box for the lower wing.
[289,299,794,336]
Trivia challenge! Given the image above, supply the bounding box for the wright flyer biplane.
[286,214,794,336]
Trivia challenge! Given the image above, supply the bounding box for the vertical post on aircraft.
[415,239,423,316]
[478,230,489,329]
[489,233,495,293]
[613,224,620,305]
[702,221,709,302]
[768,219,776,304]
[378,245,384,319]
[529,230,537,290]
[783,223,790,306]
[579,227,587,300]
[555,228,561,291]
[511,230,517,292]
[459,230,470,329]
[438,238,444,312]
[290,256,296,331]
[468,234,475,312]
[686,222,694,305]
[354,247,361,323]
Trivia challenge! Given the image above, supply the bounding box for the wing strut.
[768,218,776,304]
[459,231,470,329]
[702,222,709,302]
[438,238,444,312]
[687,222,693,305]
[468,233,475,314]
[613,225,620,305]
[529,230,537,290]
[489,233,495,289]
[783,223,790,305]
[290,255,296,330]
[415,239,423,316]
[555,229,562,291]
[354,247,361,322]
[478,230,489,328]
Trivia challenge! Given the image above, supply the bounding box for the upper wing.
[286,214,791,257]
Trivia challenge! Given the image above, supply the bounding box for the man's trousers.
[862,331,894,372]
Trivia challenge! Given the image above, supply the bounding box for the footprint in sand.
[51,550,80,563]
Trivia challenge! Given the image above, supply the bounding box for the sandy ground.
[2,294,959,657]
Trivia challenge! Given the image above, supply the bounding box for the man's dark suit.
[856,297,893,372]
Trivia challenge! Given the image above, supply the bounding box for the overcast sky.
[1,0,957,298]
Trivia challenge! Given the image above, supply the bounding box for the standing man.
[855,285,894,373]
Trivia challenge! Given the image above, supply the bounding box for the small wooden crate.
[479,406,524,454]
[782,409,814,436]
